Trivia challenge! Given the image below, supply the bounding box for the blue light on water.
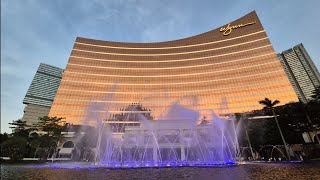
[33,160,240,170]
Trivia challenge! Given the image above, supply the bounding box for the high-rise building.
[22,63,64,125]
[277,44,320,103]
[48,11,298,125]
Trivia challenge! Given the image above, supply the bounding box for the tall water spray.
[74,81,240,167]
[90,98,240,167]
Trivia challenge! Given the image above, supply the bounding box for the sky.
[1,0,320,133]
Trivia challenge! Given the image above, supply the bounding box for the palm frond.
[259,98,279,108]
[272,100,280,106]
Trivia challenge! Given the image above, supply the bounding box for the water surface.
[1,162,319,180]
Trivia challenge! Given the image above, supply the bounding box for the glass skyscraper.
[277,44,320,103]
[48,11,298,125]
[22,63,64,125]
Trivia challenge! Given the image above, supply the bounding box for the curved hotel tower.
[49,11,298,124]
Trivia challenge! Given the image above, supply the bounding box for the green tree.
[1,136,28,161]
[259,98,291,160]
[1,120,33,160]
[305,86,320,143]
[33,116,66,137]
[32,116,66,159]
[9,119,33,137]
[0,133,9,144]
[26,132,41,158]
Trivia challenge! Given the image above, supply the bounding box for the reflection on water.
[1,162,320,180]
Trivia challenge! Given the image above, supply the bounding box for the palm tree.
[259,98,291,160]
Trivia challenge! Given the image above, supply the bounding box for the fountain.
[258,145,289,161]
[59,82,241,168]
[80,102,240,168]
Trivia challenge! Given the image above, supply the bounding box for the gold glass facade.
[49,11,298,124]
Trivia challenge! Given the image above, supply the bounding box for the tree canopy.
[9,119,33,137]
[259,98,280,109]
[32,116,66,137]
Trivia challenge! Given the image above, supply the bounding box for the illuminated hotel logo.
[220,21,256,36]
